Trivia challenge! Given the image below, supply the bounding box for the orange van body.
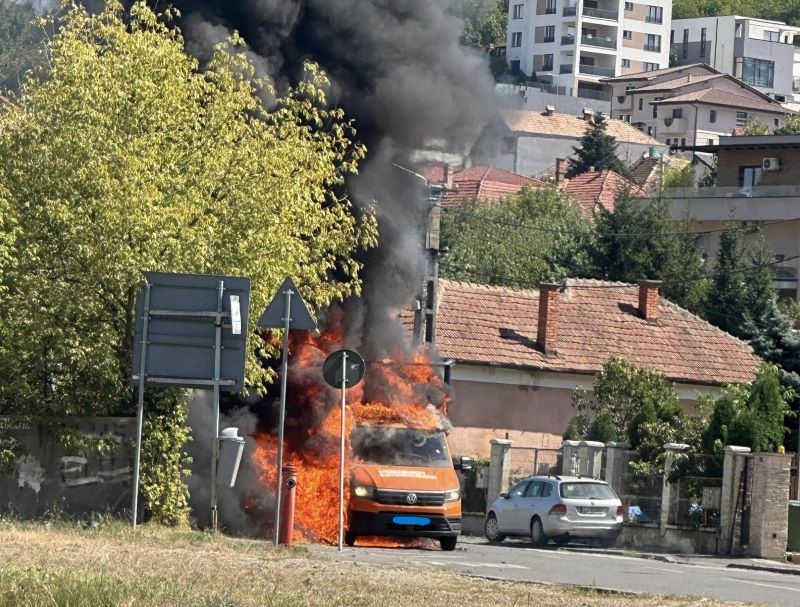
[345,425,462,549]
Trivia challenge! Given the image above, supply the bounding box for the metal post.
[339,351,348,551]
[210,280,224,533]
[132,281,151,529]
[273,287,293,546]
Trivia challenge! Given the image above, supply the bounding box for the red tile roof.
[651,88,787,114]
[563,169,644,218]
[435,279,758,386]
[501,109,661,146]
[439,165,544,208]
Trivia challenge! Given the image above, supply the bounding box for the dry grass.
[0,520,747,607]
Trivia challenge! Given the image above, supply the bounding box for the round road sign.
[323,349,366,388]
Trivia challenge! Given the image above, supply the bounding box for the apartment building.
[506,0,671,100]
[670,16,800,102]
[603,64,789,146]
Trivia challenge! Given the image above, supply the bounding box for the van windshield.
[351,426,452,468]
[559,482,617,500]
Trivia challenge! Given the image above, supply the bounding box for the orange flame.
[252,312,451,544]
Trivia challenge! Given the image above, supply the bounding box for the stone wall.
[748,453,792,559]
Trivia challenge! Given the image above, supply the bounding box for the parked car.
[484,476,623,547]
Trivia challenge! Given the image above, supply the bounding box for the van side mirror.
[499,492,510,499]
[458,456,473,472]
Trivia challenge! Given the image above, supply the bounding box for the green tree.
[589,191,709,313]
[440,185,591,288]
[453,0,508,50]
[673,0,800,25]
[0,1,376,521]
[775,114,800,135]
[0,0,45,91]
[566,115,631,178]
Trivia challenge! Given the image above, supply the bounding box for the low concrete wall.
[618,523,719,554]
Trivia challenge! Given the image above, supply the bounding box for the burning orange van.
[345,423,465,550]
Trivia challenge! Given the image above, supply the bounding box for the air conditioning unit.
[762,157,781,171]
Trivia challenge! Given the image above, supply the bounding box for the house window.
[544,25,555,42]
[647,126,654,136]
[542,54,554,71]
[638,98,644,110]
[652,98,662,118]
[624,1,634,10]
[670,30,675,44]
[666,138,671,145]
[710,109,717,123]
[763,30,780,42]
[682,29,689,58]
[738,57,775,88]
[645,33,661,52]
[623,30,632,40]
[738,166,762,187]
[672,108,683,118]
[736,111,748,126]
[681,138,686,146]
[700,28,707,57]
[545,0,557,14]
[511,32,523,47]
[622,58,631,67]
[774,118,780,127]
[644,62,659,71]
[646,6,663,24]
[510,59,521,73]
[512,3,524,19]
[707,138,715,145]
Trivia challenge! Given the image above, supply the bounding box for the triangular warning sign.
[258,277,316,330]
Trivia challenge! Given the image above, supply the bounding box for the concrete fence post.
[748,452,792,559]
[660,443,689,532]
[719,445,751,555]
[561,440,580,476]
[579,440,605,478]
[604,442,631,495]
[487,439,513,512]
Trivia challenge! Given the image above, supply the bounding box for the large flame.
[252,312,451,544]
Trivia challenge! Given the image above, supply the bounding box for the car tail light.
[548,504,567,515]
[617,505,625,517]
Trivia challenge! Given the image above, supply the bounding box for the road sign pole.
[273,287,293,546]
[132,281,151,530]
[338,351,348,551]
[210,280,224,533]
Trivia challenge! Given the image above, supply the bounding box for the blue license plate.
[392,516,430,526]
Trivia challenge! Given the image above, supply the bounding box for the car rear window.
[559,482,617,500]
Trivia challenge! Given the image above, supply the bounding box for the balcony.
[644,44,662,52]
[653,186,800,221]
[544,7,557,14]
[645,16,663,24]
[562,35,576,45]
[541,64,555,72]
[582,7,619,20]
[563,6,577,16]
[544,36,556,42]
[581,35,617,49]
[578,64,615,77]
[560,64,574,74]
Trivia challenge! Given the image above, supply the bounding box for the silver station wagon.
[484,476,623,547]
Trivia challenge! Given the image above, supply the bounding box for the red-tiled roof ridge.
[563,169,643,218]
[602,63,718,83]
[439,164,544,208]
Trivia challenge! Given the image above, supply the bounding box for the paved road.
[314,537,800,606]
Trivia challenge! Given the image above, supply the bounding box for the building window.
[645,5,663,24]
[644,62,659,71]
[763,30,779,42]
[738,57,775,88]
[512,3,524,19]
[665,138,671,145]
[681,138,686,146]
[645,33,661,52]
[774,118,780,127]
[672,108,683,118]
[710,109,717,123]
[511,32,523,47]
[622,58,631,67]
[736,111,748,126]
[707,138,715,145]
[738,166,762,187]
[638,98,644,110]
[647,126,654,136]
[700,28,707,57]
[625,1,634,10]
[682,29,689,58]
[544,25,555,42]
[623,30,632,39]
[542,54,554,71]
[545,0,557,14]
[510,59,521,73]
[670,30,675,44]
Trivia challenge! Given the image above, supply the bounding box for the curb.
[726,563,800,577]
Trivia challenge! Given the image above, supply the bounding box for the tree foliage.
[0,0,45,92]
[440,185,592,288]
[566,115,631,179]
[453,0,508,50]
[673,0,800,26]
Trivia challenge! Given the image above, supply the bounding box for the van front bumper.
[349,511,461,538]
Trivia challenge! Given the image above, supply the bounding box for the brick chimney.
[545,104,556,116]
[538,283,561,355]
[638,280,662,323]
[582,107,594,122]
[555,158,565,183]
[444,164,454,189]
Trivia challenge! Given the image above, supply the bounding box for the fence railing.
[582,7,618,20]
[508,446,561,484]
[668,475,723,527]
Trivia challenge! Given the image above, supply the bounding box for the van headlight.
[353,485,375,499]
[445,489,460,502]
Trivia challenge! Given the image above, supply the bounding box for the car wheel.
[440,536,458,551]
[530,517,547,547]
[484,513,506,543]
[344,530,356,547]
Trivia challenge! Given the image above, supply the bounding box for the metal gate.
[790,452,798,501]
[507,447,561,484]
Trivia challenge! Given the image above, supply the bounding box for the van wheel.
[530,517,547,547]
[440,536,458,551]
[484,513,506,543]
[344,530,356,547]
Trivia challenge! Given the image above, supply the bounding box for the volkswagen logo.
[405,493,418,505]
